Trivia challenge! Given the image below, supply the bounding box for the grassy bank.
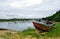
[0,22,60,39]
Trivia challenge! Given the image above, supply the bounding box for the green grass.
[0,22,60,39]
[17,22,60,38]
[45,22,60,37]
[17,28,41,39]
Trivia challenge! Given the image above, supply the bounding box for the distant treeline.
[0,18,40,22]
[46,10,60,22]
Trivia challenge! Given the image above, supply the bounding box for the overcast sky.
[0,0,60,19]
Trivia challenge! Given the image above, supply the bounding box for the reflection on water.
[0,21,35,31]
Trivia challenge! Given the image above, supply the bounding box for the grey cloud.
[0,0,60,19]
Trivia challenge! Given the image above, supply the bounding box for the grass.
[0,22,60,39]
[45,22,60,37]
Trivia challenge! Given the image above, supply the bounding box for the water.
[0,21,35,31]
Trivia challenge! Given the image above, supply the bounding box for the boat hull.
[33,22,50,31]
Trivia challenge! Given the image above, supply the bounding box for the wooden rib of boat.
[32,22,53,31]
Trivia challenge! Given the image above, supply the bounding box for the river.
[0,21,35,31]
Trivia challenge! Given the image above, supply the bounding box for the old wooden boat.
[32,20,55,31]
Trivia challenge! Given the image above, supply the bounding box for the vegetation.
[0,18,40,22]
[46,10,60,22]
[0,18,31,22]
[0,22,60,39]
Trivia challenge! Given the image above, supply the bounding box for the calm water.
[0,21,35,31]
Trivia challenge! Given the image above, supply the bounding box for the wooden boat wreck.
[32,19,55,31]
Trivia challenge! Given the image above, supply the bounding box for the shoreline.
[0,22,60,39]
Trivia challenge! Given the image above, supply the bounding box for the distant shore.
[0,18,40,22]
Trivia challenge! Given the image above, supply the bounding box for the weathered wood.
[33,22,51,31]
